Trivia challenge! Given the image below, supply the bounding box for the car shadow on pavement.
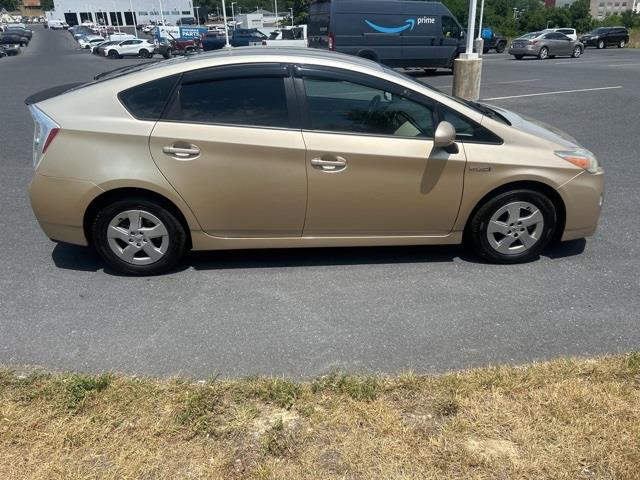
[52,238,587,275]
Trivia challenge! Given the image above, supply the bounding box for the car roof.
[144,46,385,73]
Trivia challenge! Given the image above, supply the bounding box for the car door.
[439,15,462,67]
[554,33,572,55]
[294,66,466,236]
[148,64,308,237]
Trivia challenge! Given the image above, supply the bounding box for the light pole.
[289,7,293,26]
[477,0,485,40]
[274,0,278,27]
[221,0,230,47]
[231,2,236,28]
[129,0,138,37]
[194,6,200,25]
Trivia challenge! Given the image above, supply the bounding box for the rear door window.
[165,69,291,128]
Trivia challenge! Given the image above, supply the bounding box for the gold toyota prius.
[27,48,604,275]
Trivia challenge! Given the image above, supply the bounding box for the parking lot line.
[607,63,640,67]
[483,85,623,101]
[494,79,540,84]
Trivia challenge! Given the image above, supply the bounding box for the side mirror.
[434,121,458,153]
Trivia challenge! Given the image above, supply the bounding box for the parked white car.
[542,28,578,41]
[103,38,155,58]
[263,25,308,47]
[106,32,136,41]
[78,35,105,49]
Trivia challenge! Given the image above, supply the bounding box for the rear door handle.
[311,157,347,171]
[162,144,200,159]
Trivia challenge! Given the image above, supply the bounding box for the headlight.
[555,149,600,174]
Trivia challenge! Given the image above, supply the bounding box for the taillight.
[529,40,538,45]
[28,105,60,168]
[328,32,335,50]
[42,128,60,154]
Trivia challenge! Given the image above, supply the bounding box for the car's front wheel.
[92,199,187,275]
[597,40,605,49]
[572,46,582,58]
[514,54,523,60]
[496,42,506,53]
[467,189,557,264]
[538,47,549,59]
[108,50,120,59]
[139,49,150,58]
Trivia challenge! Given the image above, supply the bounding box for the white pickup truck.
[262,25,307,47]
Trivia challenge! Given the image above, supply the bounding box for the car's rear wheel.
[618,39,626,48]
[597,40,605,49]
[538,47,549,59]
[572,45,582,58]
[139,49,150,58]
[108,50,119,59]
[92,199,187,275]
[467,189,557,264]
[514,54,523,60]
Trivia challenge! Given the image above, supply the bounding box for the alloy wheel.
[486,201,544,255]
[106,210,169,265]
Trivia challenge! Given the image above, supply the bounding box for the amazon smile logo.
[365,16,435,34]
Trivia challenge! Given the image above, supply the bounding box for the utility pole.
[290,7,293,26]
[452,0,482,101]
[194,6,200,25]
[274,0,278,27]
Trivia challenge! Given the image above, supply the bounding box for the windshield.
[520,32,541,39]
[589,28,608,35]
[382,66,511,125]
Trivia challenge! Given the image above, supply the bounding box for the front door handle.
[162,144,200,159]
[311,156,347,171]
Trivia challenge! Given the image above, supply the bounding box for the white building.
[46,0,194,27]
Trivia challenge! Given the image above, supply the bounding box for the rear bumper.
[29,173,104,246]
[558,170,605,241]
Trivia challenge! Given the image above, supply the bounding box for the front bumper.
[558,169,605,241]
[29,173,104,246]
[580,37,597,46]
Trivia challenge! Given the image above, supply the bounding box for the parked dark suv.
[580,27,629,49]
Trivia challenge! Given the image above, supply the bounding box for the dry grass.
[2,354,640,479]
[629,29,640,48]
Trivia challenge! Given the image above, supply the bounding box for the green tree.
[0,0,19,11]
[40,0,54,11]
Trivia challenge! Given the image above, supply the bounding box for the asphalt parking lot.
[1,26,638,378]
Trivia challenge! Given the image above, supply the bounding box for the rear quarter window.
[118,74,180,121]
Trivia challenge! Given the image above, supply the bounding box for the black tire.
[108,50,119,59]
[91,198,187,275]
[514,54,523,60]
[618,39,626,48]
[495,42,506,54]
[597,40,605,49]
[139,49,150,58]
[538,47,549,60]
[423,68,437,74]
[482,47,489,54]
[467,189,557,264]
[572,45,582,58]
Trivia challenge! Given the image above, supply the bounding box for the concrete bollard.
[474,38,484,57]
[452,54,482,101]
